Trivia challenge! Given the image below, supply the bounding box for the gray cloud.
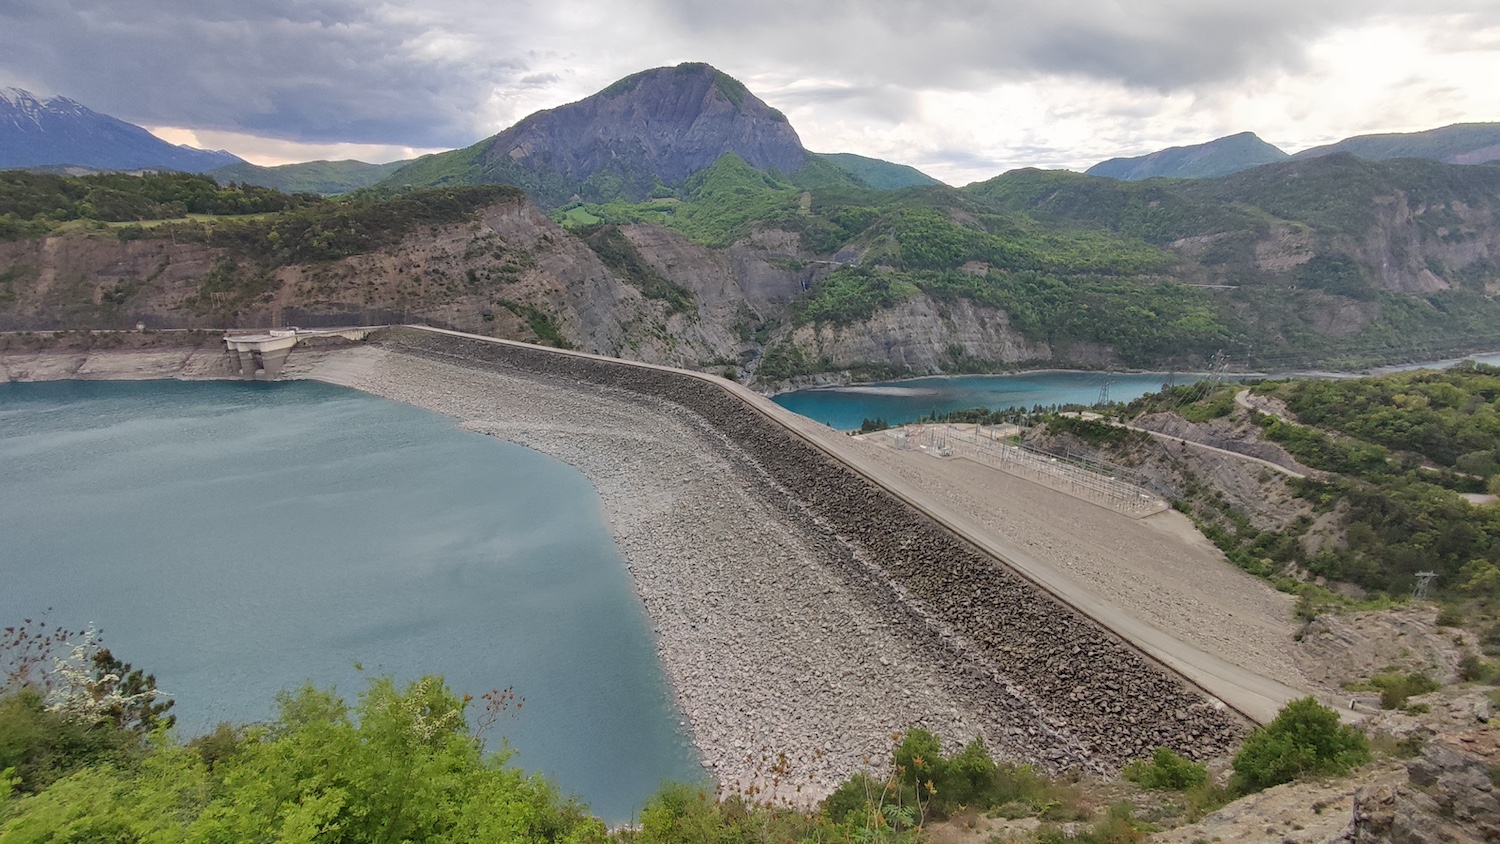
[0,0,540,147]
[0,0,1493,168]
[643,0,1411,91]
[769,84,920,124]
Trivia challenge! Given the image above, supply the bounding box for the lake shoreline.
[0,371,701,822]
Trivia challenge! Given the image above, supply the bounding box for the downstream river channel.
[0,380,698,822]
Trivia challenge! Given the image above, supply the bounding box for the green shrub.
[1370,671,1441,710]
[1182,781,1233,822]
[1460,653,1497,683]
[821,731,1081,828]
[1181,389,1237,422]
[821,771,885,825]
[1230,697,1371,793]
[1045,415,1144,447]
[1,676,608,843]
[0,688,142,793]
[1036,802,1150,844]
[1121,747,1208,790]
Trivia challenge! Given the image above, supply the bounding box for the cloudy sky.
[3,0,1497,184]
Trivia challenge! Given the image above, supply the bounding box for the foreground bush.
[1121,747,1208,790]
[821,729,1083,832]
[0,677,605,843]
[1037,801,1150,844]
[1230,697,1370,793]
[1371,671,1440,710]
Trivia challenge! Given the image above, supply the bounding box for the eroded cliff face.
[0,199,664,357]
[612,225,1063,383]
[0,235,224,326]
[781,294,1051,374]
[0,199,1056,388]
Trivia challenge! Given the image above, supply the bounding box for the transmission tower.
[1209,349,1228,385]
[1097,377,1112,407]
[1412,571,1437,601]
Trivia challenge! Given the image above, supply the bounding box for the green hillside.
[1176,154,1500,234]
[966,157,1500,367]
[1295,122,1500,165]
[7,136,1500,377]
[814,152,942,189]
[546,147,1500,372]
[556,151,1237,369]
[1086,131,1290,181]
[377,140,497,191]
[208,159,407,195]
[962,168,1257,244]
[0,170,317,239]
[1120,364,1500,612]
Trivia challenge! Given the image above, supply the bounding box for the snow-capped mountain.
[0,88,242,173]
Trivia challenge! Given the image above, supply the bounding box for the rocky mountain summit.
[384,63,810,205]
[0,87,242,173]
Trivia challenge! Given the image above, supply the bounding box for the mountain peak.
[0,87,37,106]
[385,62,807,205]
[0,87,241,172]
[598,62,787,122]
[1086,132,1290,181]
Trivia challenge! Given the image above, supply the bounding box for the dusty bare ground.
[1295,604,1482,696]
[1149,762,1409,844]
[844,434,1318,696]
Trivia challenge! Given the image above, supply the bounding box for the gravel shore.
[303,346,998,801]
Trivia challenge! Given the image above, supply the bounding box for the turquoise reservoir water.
[0,380,698,822]
[774,352,1500,432]
[773,371,1194,430]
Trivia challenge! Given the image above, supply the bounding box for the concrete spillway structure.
[224,331,299,380]
[225,327,378,380]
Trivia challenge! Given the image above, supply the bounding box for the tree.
[1230,697,1370,793]
[86,649,175,734]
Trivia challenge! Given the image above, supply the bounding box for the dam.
[309,326,1268,780]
